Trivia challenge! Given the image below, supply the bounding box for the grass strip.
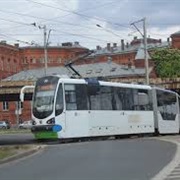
[0,129,31,135]
[0,145,34,160]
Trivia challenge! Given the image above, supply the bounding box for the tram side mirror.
[138,93,149,105]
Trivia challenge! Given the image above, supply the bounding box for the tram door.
[64,84,89,138]
[55,83,66,138]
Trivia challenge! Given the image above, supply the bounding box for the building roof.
[20,42,88,50]
[135,43,151,60]
[171,31,180,37]
[3,62,149,82]
[89,41,170,57]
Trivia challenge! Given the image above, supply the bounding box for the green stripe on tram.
[34,132,58,139]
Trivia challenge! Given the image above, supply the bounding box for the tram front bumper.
[31,125,62,139]
[31,125,54,132]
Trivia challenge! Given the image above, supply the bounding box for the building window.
[33,58,36,63]
[57,58,62,63]
[39,58,44,63]
[3,101,9,111]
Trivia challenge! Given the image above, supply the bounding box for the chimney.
[14,43,19,48]
[126,42,129,48]
[96,45,101,50]
[159,39,162,43]
[74,41,79,45]
[107,43,111,51]
[62,42,72,47]
[0,40,6,44]
[113,43,117,48]
[121,39,124,51]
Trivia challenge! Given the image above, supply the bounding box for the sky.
[0,0,179,49]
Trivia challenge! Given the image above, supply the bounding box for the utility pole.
[32,23,51,76]
[131,18,149,85]
[143,18,149,85]
[43,25,48,76]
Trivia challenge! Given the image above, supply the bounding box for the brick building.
[0,41,20,79]
[19,42,89,71]
[171,31,180,49]
[79,37,170,71]
[0,41,88,79]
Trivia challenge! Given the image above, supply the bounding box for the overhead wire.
[0,18,117,46]
[148,31,171,37]
[25,0,130,29]
[0,17,34,27]
[0,8,130,43]
[0,10,128,46]
[0,19,121,46]
[0,0,134,47]
[48,0,120,21]
[25,0,132,42]
[0,9,98,31]
[0,33,37,46]
[53,28,116,43]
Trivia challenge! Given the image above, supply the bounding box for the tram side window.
[100,86,113,110]
[65,84,88,110]
[114,88,152,111]
[88,86,152,111]
[112,88,122,110]
[133,89,153,111]
[157,90,177,120]
[89,87,102,110]
[89,86,113,110]
[116,88,134,110]
[65,84,77,110]
[76,84,88,110]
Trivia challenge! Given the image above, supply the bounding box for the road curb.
[151,136,180,180]
[0,145,44,165]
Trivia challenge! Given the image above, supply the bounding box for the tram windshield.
[32,76,59,119]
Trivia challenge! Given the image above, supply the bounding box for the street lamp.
[96,24,123,38]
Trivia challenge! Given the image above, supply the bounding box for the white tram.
[26,75,179,140]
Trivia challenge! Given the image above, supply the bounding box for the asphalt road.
[0,133,35,145]
[0,138,177,180]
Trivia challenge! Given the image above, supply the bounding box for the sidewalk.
[152,135,180,180]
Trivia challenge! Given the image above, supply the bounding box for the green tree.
[151,48,180,78]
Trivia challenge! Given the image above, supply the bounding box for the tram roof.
[59,78,152,90]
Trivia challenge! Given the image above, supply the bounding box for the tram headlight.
[47,118,55,124]
[32,120,36,125]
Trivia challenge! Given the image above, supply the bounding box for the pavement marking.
[151,136,180,180]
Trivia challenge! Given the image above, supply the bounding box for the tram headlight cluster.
[47,118,55,124]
